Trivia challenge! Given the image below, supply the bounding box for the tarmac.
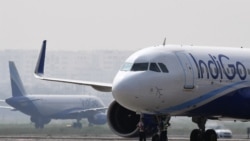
[0,136,249,141]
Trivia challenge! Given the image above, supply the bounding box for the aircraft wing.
[34,40,112,92]
[68,107,107,115]
[56,107,107,119]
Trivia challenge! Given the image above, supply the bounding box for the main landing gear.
[152,115,171,141]
[190,117,217,141]
[151,116,216,141]
[72,119,82,128]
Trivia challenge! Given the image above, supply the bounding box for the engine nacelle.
[107,101,158,137]
[88,112,107,125]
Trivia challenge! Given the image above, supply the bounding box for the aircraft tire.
[35,124,39,129]
[205,129,217,141]
[35,123,44,129]
[152,134,159,141]
[40,124,44,129]
[190,129,203,141]
[72,122,82,128]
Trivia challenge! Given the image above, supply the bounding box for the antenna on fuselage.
[163,37,166,46]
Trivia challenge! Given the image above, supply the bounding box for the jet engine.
[107,101,158,137]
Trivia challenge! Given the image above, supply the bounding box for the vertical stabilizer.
[9,61,26,97]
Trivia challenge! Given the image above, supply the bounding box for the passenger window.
[131,63,149,71]
[150,63,161,72]
[158,63,169,73]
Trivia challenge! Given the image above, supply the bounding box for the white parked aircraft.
[5,61,107,128]
[35,40,250,141]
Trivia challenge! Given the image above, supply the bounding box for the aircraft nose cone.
[112,72,141,110]
[112,77,132,102]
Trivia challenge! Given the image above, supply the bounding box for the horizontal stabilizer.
[0,106,15,110]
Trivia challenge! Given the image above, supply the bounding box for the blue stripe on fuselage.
[187,87,250,119]
[162,81,247,113]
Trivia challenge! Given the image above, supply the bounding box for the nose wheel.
[152,115,171,141]
[190,117,217,141]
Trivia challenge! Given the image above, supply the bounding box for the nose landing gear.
[152,115,171,141]
[190,117,217,141]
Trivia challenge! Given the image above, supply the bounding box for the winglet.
[163,37,166,46]
[34,40,47,77]
[33,40,112,92]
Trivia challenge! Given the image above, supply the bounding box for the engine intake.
[107,101,157,137]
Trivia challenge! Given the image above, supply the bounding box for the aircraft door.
[175,52,194,89]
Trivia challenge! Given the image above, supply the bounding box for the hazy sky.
[1,0,250,51]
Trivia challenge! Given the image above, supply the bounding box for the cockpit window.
[120,63,133,71]
[131,63,149,71]
[150,63,161,72]
[121,62,168,73]
[158,63,169,73]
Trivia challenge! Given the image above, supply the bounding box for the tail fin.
[9,61,26,97]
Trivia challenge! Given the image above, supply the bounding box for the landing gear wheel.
[190,129,203,141]
[72,122,82,128]
[152,134,159,141]
[35,123,39,129]
[160,131,167,141]
[205,129,217,141]
[35,123,44,129]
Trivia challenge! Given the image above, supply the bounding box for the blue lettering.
[218,54,235,80]
[236,62,247,80]
[199,60,209,79]
[189,53,247,80]
[189,53,200,78]
[208,55,219,79]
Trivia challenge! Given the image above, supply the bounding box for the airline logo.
[189,53,247,80]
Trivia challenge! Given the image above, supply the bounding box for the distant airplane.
[35,40,250,141]
[4,61,107,129]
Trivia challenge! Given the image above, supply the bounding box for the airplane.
[34,40,250,141]
[4,61,107,129]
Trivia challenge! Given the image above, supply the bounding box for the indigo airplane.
[4,61,107,129]
[34,40,250,141]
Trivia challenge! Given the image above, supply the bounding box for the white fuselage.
[112,45,250,116]
[6,94,105,118]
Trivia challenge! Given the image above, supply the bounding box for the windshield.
[120,63,133,71]
[120,62,168,73]
[150,63,161,72]
[131,63,149,71]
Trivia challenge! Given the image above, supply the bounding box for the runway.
[0,123,249,141]
[0,136,248,141]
